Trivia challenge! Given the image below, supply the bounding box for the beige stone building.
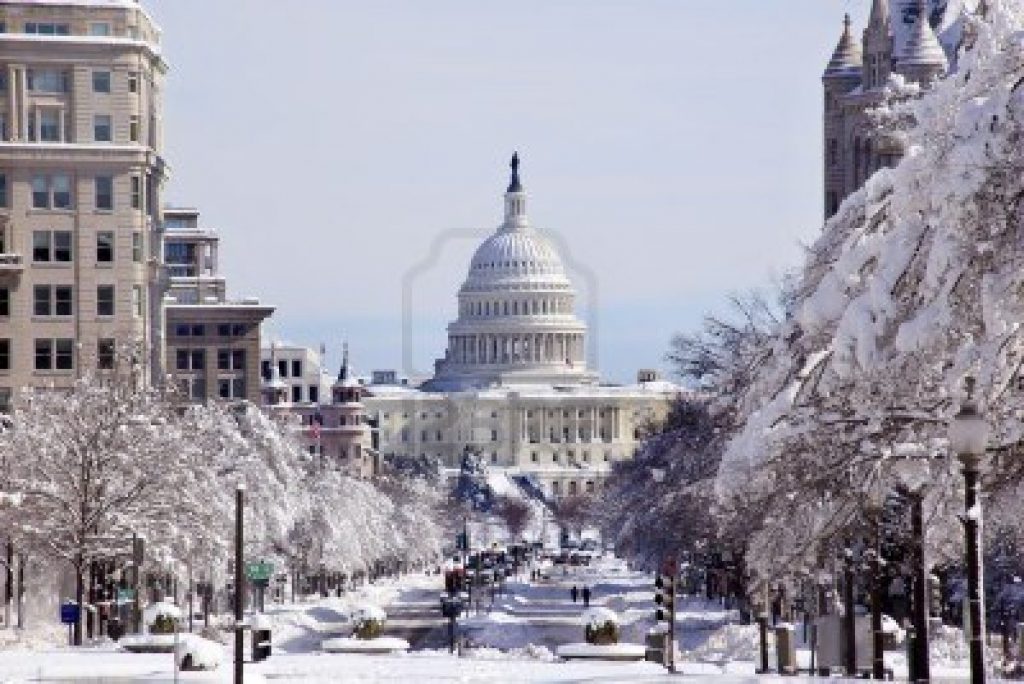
[162,207,273,405]
[364,157,681,497]
[822,0,974,218]
[0,0,168,408]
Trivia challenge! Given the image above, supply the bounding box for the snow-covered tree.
[714,0,1024,590]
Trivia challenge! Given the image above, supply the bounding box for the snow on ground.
[0,556,980,682]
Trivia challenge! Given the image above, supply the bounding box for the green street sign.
[116,588,135,603]
[245,560,274,582]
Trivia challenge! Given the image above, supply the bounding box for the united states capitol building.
[263,156,680,498]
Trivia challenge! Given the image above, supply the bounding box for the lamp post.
[949,377,990,684]
[234,484,244,684]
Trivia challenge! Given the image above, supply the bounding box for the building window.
[33,174,72,209]
[217,349,245,371]
[95,175,113,210]
[92,71,111,93]
[94,115,112,143]
[90,23,111,37]
[25,23,70,36]
[33,231,73,262]
[54,286,72,316]
[97,339,115,369]
[132,285,143,317]
[97,285,114,316]
[130,176,142,209]
[128,72,139,93]
[531,452,538,463]
[309,385,319,403]
[33,286,71,317]
[34,339,73,371]
[0,288,7,316]
[53,175,72,209]
[828,138,838,167]
[219,378,246,400]
[291,386,302,403]
[33,286,51,316]
[96,232,114,263]
[40,110,60,142]
[278,360,287,378]
[291,360,302,377]
[129,116,140,144]
[26,69,69,93]
[0,174,5,207]
[129,232,142,263]
[261,360,271,380]
[176,349,204,371]
[0,339,8,371]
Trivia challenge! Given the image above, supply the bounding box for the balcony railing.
[0,253,24,273]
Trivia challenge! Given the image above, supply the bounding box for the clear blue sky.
[146,0,866,383]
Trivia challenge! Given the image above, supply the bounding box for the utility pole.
[910,492,930,683]
[234,484,245,684]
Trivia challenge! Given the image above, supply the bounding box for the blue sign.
[60,602,79,625]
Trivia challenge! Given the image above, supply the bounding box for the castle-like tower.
[823,0,957,218]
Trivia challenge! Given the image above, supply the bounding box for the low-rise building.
[162,207,273,404]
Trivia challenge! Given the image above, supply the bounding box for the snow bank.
[581,607,618,628]
[321,636,410,653]
[175,635,223,671]
[556,642,646,660]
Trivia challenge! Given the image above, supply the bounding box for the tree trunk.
[74,561,84,646]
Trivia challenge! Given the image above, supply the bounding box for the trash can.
[776,623,797,675]
[251,615,272,662]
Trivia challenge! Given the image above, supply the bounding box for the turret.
[823,15,863,219]
[862,0,893,90]
[894,0,948,85]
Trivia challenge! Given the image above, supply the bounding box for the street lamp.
[949,377,990,684]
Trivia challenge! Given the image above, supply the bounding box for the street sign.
[116,588,135,603]
[60,602,79,625]
[245,560,274,582]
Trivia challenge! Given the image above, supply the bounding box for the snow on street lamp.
[949,377,990,684]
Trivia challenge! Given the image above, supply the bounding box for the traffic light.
[655,574,675,622]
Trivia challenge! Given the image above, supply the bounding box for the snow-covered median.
[555,642,646,660]
[321,636,410,653]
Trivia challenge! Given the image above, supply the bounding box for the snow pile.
[142,601,181,625]
[350,604,386,623]
[174,635,223,671]
[681,622,760,664]
[581,607,618,629]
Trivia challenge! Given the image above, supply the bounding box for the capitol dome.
[463,224,571,291]
[427,154,596,391]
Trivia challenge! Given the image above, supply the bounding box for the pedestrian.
[571,585,578,603]
[582,585,591,607]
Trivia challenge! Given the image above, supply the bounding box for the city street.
[0,556,979,682]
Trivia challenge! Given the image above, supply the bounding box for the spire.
[507,152,522,193]
[825,14,863,75]
[868,0,890,29]
[896,0,948,70]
